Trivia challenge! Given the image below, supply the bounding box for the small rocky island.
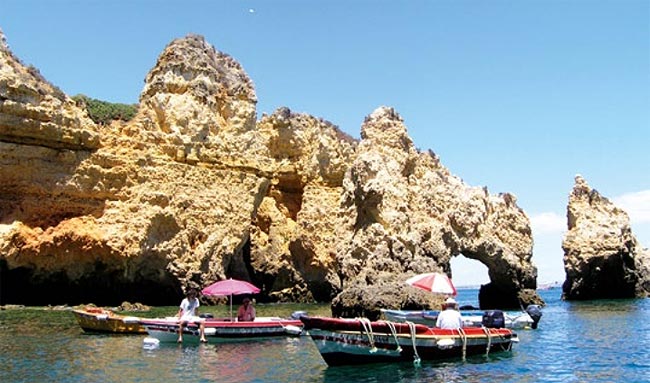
[562,176,650,300]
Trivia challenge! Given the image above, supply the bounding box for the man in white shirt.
[177,288,207,343]
[435,297,463,329]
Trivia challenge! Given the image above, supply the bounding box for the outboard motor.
[482,310,505,328]
[525,304,543,329]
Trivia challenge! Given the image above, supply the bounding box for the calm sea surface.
[1,289,649,383]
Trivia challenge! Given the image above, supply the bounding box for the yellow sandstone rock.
[0,30,543,310]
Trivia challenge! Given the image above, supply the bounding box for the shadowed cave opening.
[565,253,638,300]
[0,260,182,306]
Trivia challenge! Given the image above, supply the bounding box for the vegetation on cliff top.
[72,94,138,125]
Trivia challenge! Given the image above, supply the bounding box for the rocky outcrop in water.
[331,108,542,317]
[0,30,541,310]
[562,175,650,300]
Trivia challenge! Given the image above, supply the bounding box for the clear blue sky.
[2,0,648,286]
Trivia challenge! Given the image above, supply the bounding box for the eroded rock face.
[134,34,262,164]
[246,109,357,301]
[0,31,99,151]
[562,176,650,300]
[332,107,542,316]
[0,30,541,310]
[0,32,356,305]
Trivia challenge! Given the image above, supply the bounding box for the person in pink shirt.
[237,298,256,321]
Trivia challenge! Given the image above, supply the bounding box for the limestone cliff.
[0,32,99,151]
[0,30,540,310]
[0,32,355,305]
[332,107,541,317]
[562,176,650,300]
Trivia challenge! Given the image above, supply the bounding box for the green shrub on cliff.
[72,94,138,125]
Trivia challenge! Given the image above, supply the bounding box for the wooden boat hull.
[72,308,146,334]
[141,317,304,343]
[301,316,517,366]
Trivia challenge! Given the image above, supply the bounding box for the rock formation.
[332,108,542,318]
[0,29,541,311]
[562,175,650,300]
[0,32,355,305]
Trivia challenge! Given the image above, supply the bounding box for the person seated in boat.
[177,287,207,343]
[436,297,463,329]
[237,298,256,322]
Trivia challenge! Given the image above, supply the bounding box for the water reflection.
[2,295,649,383]
[320,355,516,383]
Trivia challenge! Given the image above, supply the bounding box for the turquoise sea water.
[1,289,649,383]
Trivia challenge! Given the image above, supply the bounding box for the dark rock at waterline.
[562,176,650,300]
[331,283,445,320]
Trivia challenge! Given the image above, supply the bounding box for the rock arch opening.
[450,255,490,289]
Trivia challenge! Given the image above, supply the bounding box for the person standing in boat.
[237,297,256,321]
[436,297,463,329]
[177,287,207,343]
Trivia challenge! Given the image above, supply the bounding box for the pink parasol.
[202,278,260,296]
[405,272,457,296]
[202,278,261,320]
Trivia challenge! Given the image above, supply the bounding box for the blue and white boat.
[380,305,542,329]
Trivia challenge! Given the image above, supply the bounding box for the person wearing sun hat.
[435,297,463,329]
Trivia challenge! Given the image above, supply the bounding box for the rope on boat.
[358,318,378,353]
[384,320,403,353]
[458,327,467,361]
[488,331,511,352]
[500,333,513,352]
[482,326,492,356]
[406,321,421,366]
